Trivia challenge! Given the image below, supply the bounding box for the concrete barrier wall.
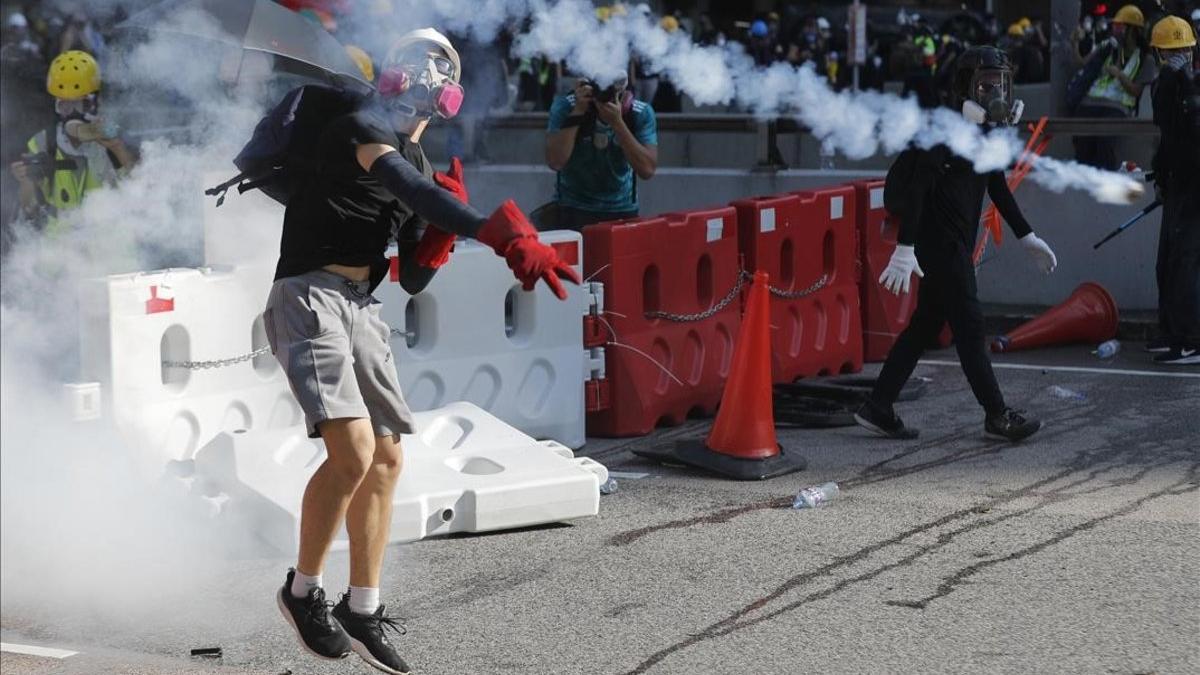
[465,166,1161,311]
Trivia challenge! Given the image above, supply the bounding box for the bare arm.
[609,111,658,179]
[546,82,593,171]
[597,101,658,180]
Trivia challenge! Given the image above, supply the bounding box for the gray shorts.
[263,270,415,439]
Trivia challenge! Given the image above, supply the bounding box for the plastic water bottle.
[792,482,839,509]
[599,477,618,495]
[1094,339,1120,359]
[819,143,836,170]
[1047,385,1086,402]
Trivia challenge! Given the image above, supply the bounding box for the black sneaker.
[1145,338,1172,353]
[1153,345,1200,365]
[854,399,919,439]
[332,594,411,675]
[985,408,1042,442]
[276,569,351,660]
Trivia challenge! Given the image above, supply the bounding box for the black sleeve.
[326,111,398,148]
[891,148,937,246]
[368,152,487,238]
[987,171,1033,239]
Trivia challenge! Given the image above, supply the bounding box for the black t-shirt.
[274,107,432,287]
[897,145,1032,250]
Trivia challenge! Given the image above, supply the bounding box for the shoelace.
[304,588,339,630]
[363,606,408,645]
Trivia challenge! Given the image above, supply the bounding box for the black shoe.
[854,400,919,439]
[985,408,1042,442]
[332,594,411,675]
[1145,338,1172,353]
[276,569,351,660]
[1153,345,1200,365]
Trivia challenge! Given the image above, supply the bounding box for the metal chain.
[645,272,748,322]
[765,273,829,299]
[162,346,271,370]
[643,270,830,323]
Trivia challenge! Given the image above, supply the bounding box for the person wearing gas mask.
[1146,16,1199,365]
[268,29,580,675]
[1072,5,1156,170]
[539,74,658,231]
[855,46,1055,442]
[9,50,135,233]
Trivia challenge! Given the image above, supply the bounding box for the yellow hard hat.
[1007,23,1025,37]
[1018,17,1032,29]
[596,6,611,22]
[345,44,374,82]
[47,50,100,99]
[660,15,679,33]
[1113,5,1145,28]
[1151,15,1196,48]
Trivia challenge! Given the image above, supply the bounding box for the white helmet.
[378,28,464,118]
[384,28,461,84]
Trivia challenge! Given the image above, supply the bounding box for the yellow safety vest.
[25,128,104,233]
[1087,50,1141,111]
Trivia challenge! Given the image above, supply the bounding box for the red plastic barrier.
[852,179,919,361]
[583,209,742,437]
[851,179,953,361]
[731,186,864,382]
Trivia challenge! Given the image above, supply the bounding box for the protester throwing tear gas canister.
[263,28,579,675]
[9,50,135,233]
[855,46,1055,442]
[1146,16,1200,365]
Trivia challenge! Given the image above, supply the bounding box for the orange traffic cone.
[991,282,1119,353]
[635,271,807,480]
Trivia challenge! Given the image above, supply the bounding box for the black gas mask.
[954,46,1022,127]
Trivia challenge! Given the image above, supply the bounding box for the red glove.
[414,158,466,269]
[477,199,582,300]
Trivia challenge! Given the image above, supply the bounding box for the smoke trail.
[376,0,1141,205]
[0,8,280,632]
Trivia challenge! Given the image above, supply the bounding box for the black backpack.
[205,84,366,206]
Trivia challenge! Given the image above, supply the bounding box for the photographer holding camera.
[538,75,657,231]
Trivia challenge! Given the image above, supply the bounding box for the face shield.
[963,68,1016,126]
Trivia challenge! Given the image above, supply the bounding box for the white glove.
[1020,233,1057,274]
[878,244,924,295]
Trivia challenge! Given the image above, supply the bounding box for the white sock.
[349,585,380,615]
[290,569,322,599]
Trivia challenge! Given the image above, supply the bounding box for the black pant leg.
[1157,204,1175,340]
[871,261,947,407]
[940,243,1006,415]
[1163,186,1200,344]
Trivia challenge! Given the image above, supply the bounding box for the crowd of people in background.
[2,1,1198,239]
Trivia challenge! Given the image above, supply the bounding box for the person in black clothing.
[855,46,1056,442]
[1146,16,1200,365]
[268,28,580,675]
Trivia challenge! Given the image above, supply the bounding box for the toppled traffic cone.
[634,271,807,480]
[992,282,1118,353]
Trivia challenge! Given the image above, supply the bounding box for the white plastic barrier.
[193,401,607,553]
[376,232,593,448]
[77,263,294,468]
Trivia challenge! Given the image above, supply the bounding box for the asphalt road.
[3,344,1198,675]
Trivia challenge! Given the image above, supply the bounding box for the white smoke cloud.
[374,0,1142,204]
[0,9,279,630]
